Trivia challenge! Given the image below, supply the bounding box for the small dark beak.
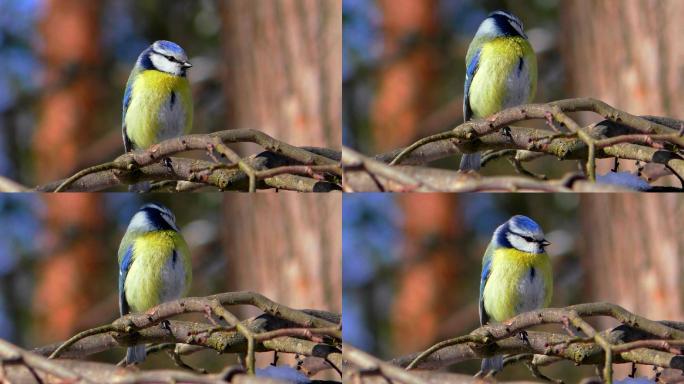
[541,239,551,247]
[182,61,193,69]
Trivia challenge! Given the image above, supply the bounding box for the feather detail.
[481,247,552,322]
[123,70,192,150]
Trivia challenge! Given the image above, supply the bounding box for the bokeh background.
[0,0,341,188]
[0,193,341,372]
[343,193,684,381]
[343,0,684,183]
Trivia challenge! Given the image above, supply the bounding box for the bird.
[478,215,552,376]
[118,203,192,365]
[460,11,537,171]
[122,40,193,153]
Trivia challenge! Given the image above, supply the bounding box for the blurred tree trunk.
[371,0,440,153]
[370,0,462,354]
[219,194,341,373]
[220,0,341,149]
[32,0,105,343]
[579,195,684,376]
[579,194,683,320]
[560,0,684,179]
[220,195,341,314]
[391,195,463,354]
[371,0,460,353]
[219,0,341,371]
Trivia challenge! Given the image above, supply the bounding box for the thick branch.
[34,129,341,192]
[387,302,684,384]
[344,98,684,191]
[37,149,341,192]
[343,146,631,192]
[37,291,341,378]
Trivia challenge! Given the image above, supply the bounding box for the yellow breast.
[482,247,552,322]
[125,70,192,149]
[125,231,178,312]
[468,36,536,118]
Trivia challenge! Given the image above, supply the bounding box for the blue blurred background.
[343,0,562,156]
[0,192,341,373]
[0,0,222,186]
[343,0,684,186]
[0,0,341,189]
[342,193,684,381]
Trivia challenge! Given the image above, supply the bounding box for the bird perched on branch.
[478,215,552,376]
[122,40,193,152]
[118,203,192,365]
[460,11,537,171]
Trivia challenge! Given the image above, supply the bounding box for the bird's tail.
[128,181,151,193]
[459,153,481,171]
[479,355,503,376]
[126,345,146,365]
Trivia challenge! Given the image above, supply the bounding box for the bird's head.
[127,203,179,233]
[139,40,192,77]
[475,10,528,40]
[494,215,549,254]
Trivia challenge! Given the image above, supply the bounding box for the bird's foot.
[501,126,513,139]
[518,330,530,346]
[160,319,172,333]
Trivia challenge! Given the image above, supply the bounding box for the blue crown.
[154,40,185,55]
[493,215,542,248]
[509,215,541,233]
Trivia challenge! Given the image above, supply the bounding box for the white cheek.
[150,54,181,76]
[127,212,152,232]
[507,234,538,253]
[475,18,498,37]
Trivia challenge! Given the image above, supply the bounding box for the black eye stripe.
[152,50,180,63]
[163,54,178,62]
[509,231,537,243]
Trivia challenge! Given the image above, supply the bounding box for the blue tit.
[122,40,193,152]
[478,215,552,375]
[118,203,192,365]
[460,11,537,171]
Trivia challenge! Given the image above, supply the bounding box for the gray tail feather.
[128,181,151,193]
[459,153,481,171]
[126,345,146,365]
[480,355,503,375]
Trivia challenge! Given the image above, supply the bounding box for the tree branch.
[344,98,684,191]
[376,302,684,384]
[33,291,340,380]
[31,129,341,192]
[343,146,634,192]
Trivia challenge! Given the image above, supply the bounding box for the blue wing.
[119,245,133,316]
[479,243,493,326]
[122,73,135,152]
[463,49,481,122]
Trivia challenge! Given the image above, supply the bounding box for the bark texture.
[221,0,341,149]
[579,194,684,321]
[561,0,684,178]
